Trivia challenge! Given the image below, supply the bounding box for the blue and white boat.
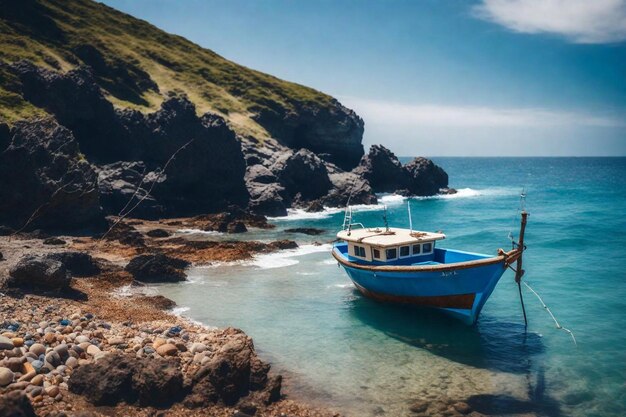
[332,206,527,325]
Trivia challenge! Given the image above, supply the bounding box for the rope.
[523,281,577,346]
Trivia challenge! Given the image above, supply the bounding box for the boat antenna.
[407,200,413,234]
[382,205,389,232]
[510,188,529,328]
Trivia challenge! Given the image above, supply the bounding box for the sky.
[101,0,626,156]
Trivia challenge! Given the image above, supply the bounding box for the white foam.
[379,194,406,204]
[411,187,515,200]
[328,283,353,289]
[269,204,386,221]
[169,306,218,329]
[176,228,223,236]
[249,244,332,269]
[171,306,190,315]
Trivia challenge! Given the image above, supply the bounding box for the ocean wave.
[176,228,223,236]
[249,243,332,269]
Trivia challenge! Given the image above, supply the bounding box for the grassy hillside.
[0,0,334,139]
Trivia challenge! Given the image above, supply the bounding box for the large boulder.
[125,253,190,282]
[0,119,104,231]
[322,172,378,207]
[404,157,449,196]
[47,251,100,277]
[7,255,71,290]
[271,149,333,203]
[353,144,408,193]
[95,161,164,218]
[187,328,277,407]
[0,391,36,417]
[69,353,184,407]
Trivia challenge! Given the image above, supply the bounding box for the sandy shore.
[0,218,339,417]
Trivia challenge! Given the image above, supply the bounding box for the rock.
[0,367,15,386]
[453,402,472,414]
[12,338,24,347]
[101,220,145,246]
[271,149,333,203]
[322,171,377,207]
[353,144,408,193]
[45,385,60,397]
[247,182,289,217]
[43,237,66,245]
[46,251,101,277]
[95,161,164,219]
[146,228,171,238]
[69,353,183,406]
[7,255,70,290]
[65,357,78,369]
[404,157,449,196]
[125,253,190,283]
[0,118,105,231]
[262,375,282,404]
[29,343,46,356]
[45,350,62,367]
[86,345,101,356]
[284,228,325,236]
[155,343,177,357]
[190,343,206,354]
[409,400,429,413]
[108,337,124,346]
[0,335,13,350]
[0,390,37,417]
[31,375,43,386]
[5,357,24,372]
[143,295,177,310]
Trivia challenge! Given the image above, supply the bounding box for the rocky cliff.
[0,0,451,230]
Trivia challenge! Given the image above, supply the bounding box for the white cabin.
[337,227,446,262]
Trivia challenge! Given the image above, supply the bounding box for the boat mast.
[515,210,529,327]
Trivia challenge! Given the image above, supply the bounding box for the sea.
[152,157,626,417]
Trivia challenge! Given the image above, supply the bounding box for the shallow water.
[156,157,626,417]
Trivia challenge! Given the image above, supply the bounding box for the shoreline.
[0,216,341,417]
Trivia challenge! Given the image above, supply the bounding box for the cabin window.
[412,244,421,255]
[352,245,366,258]
[386,248,397,260]
[373,248,381,259]
[422,242,433,253]
[400,246,410,258]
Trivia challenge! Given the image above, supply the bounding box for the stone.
[44,333,56,344]
[409,400,429,413]
[190,343,206,354]
[18,371,36,382]
[65,357,78,369]
[5,357,24,372]
[453,402,472,414]
[86,345,101,356]
[0,390,37,417]
[29,343,46,357]
[153,338,166,349]
[45,385,60,397]
[155,343,177,356]
[22,362,35,375]
[47,251,101,277]
[7,255,71,291]
[0,335,14,350]
[12,338,24,347]
[45,351,62,367]
[75,335,90,344]
[124,253,190,282]
[43,237,66,245]
[0,367,15,386]
[53,344,69,359]
[108,337,124,346]
[146,228,171,238]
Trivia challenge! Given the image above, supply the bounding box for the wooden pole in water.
[516,211,529,327]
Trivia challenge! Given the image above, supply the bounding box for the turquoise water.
[157,157,626,417]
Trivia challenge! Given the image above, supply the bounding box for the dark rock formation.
[125,253,190,282]
[186,328,278,407]
[101,220,145,247]
[404,157,449,196]
[284,228,325,236]
[42,237,66,245]
[7,255,70,290]
[353,145,449,196]
[353,144,408,193]
[68,353,184,407]
[321,171,378,208]
[95,161,164,219]
[0,391,36,417]
[47,251,100,277]
[252,99,364,170]
[0,119,104,231]
[146,228,171,238]
[271,149,333,204]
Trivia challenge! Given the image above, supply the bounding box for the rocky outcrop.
[47,251,101,277]
[0,391,36,417]
[7,255,71,290]
[353,145,450,196]
[0,119,104,231]
[125,253,190,282]
[252,99,364,171]
[404,157,449,196]
[271,149,333,203]
[69,354,185,407]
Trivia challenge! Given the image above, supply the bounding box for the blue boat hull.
[332,245,508,325]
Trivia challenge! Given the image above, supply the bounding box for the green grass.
[0,0,334,137]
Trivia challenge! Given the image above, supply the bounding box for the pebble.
[156,343,178,356]
[108,337,124,345]
[0,367,14,386]
[44,333,56,344]
[0,335,14,350]
[190,342,207,354]
[65,357,78,369]
[5,357,24,372]
[86,345,101,356]
[153,337,166,349]
[453,402,472,414]
[12,337,24,347]
[32,360,44,373]
[45,351,62,367]
[30,387,43,397]
[23,361,35,374]
[45,385,60,397]
[31,374,44,386]
[53,344,69,358]
[75,335,90,344]
[18,371,37,382]
[30,343,46,356]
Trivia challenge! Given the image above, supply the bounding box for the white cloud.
[341,97,626,128]
[472,0,626,44]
